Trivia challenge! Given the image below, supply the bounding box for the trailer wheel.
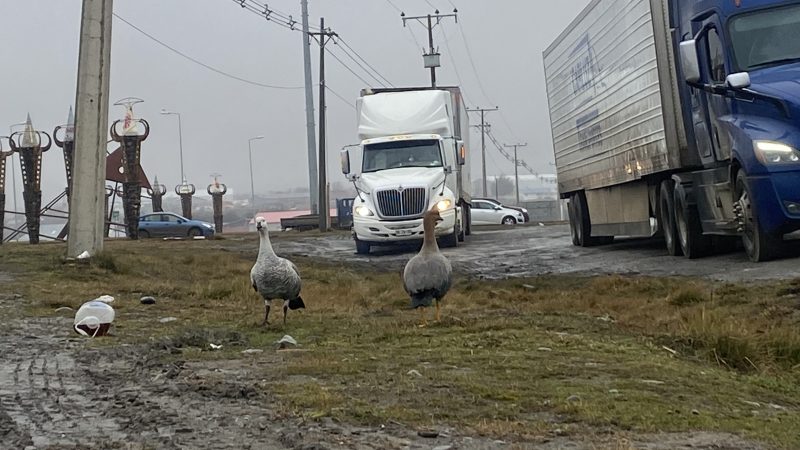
[673,183,712,259]
[659,180,682,256]
[567,198,580,246]
[735,175,779,262]
[571,191,609,247]
[355,238,371,255]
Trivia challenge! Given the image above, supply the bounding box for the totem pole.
[207,175,227,233]
[53,108,75,240]
[0,139,12,244]
[176,179,195,220]
[147,176,166,213]
[110,99,149,240]
[53,107,75,204]
[8,115,51,244]
[104,185,114,238]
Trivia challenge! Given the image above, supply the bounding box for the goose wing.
[403,254,452,297]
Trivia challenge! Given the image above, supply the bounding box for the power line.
[337,38,394,87]
[331,42,387,87]
[384,0,402,13]
[326,48,374,87]
[113,13,305,90]
[326,86,356,111]
[438,25,473,106]
[423,0,438,10]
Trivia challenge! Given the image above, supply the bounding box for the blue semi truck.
[544,0,800,261]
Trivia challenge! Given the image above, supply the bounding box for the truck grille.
[376,187,427,218]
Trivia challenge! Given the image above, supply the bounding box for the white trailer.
[340,87,472,255]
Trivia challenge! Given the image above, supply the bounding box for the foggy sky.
[1,0,590,205]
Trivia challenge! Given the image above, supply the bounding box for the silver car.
[470,199,525,225]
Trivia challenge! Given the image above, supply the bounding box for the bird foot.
[260,320,270,327]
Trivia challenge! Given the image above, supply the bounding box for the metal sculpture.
[176,179,195,220]
[0,138,12,244]
[147,176,166,213]
[104,185,114,237]
[53,107,75,204]
[8,115,51,244]
[207,174,227,233]
[109,98,149,240]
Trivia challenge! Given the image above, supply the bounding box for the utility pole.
[68,0,113,258]
[466,107,498,197]
[308,18,337,232]
[504,143,527,205]
[401,9,458,87]
[300,0,318,214]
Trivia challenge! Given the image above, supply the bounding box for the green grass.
[2,237,800,447]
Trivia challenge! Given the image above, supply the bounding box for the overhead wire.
[331,42,388,87]
[325,48,374,87]
[112,13,305,90]
[326,86,356,111]
[337,38,394,87]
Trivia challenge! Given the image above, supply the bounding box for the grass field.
[3,235,800,447]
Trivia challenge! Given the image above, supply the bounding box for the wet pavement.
[271,224,800,282]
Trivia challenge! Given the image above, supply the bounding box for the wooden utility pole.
[308,19,337,232]
[504,143,527,205]
[467,107,498,197]
[68,0,113,258]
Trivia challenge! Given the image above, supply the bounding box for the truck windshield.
[729,4,800,71]
[362,139,442,172]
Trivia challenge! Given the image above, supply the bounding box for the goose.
[403,207,453,326]
[250,217,305,325]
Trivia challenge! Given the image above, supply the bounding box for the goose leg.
[418,307,428,327]
[261,300,271,326]
[283,302,289,325]
[435,302,441,322]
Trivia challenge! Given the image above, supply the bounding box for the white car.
[470,199,525,225]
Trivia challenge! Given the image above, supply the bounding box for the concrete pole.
[68,0,113,258]
[505,143,527,205]
[300,0,318,214]
[318,17,328,232]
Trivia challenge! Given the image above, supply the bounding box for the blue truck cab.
[544,0,800,262]
[675,0,800,261]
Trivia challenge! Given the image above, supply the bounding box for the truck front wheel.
[458,207,466,242]
[735,175,779,262]
[355,238,371,255]
[440,221,459,248]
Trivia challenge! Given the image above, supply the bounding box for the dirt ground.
[1,226,795,449]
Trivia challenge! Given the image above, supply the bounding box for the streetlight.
[160,109,185,182]
[248,136,264,219]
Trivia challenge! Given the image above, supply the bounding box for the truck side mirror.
[679,40,701,84]
[340,149,351,175]
[456,141,466,165]
[444,165,453,174]
[726,72,751,89]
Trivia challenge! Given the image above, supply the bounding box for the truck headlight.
[435,199,452,211]
[754,141,800,164]
[355,205,374,217]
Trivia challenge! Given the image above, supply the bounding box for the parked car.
[474,198,530,223]
[470,199,525,225]
[138,212,215,238]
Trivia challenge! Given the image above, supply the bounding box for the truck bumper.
[353,208,457,244]
[748,171,800,235]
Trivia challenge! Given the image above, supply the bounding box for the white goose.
[250,217,305,325]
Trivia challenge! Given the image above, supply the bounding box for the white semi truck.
[340,87,472,255]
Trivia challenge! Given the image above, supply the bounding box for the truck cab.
[341,88,472,255]
[675,0,800,260]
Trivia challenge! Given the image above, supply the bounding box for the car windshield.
[729,4,800,70]
[362,139,442,172]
